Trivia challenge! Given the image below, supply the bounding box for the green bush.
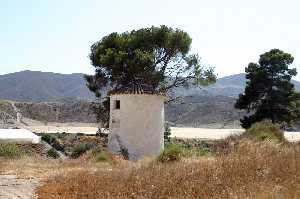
[0,143,24,158]
[41,134,64,152]
[180,145,213,157]
[47,148,60,159]
[51,139,64,152]
[88,146,109,162]
[95,151,108,162]
[71,142,97,158]
[56,132,69,139]
[247,121,285,142]
[195,146,212,156]
[76,133,85,137]
[41,134,57,144]
[158,144,184,162]
[90,146,102,155]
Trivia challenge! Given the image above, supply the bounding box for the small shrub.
[181,145,213,157]
[42,134,64,152]
[195,146,212,156]
[76,133,85,137]
[247,121,285,142]
[158,144,184,162]
[0,143,24,158]
[190,142,212,156]
[56,132,68,139]
[51,139,64,152]
[95,151,108,162]
[41,134,57,144]
[88,146,109,162]
[71,142,97,158]
[170,138,215,157]
[47,148,60,159]
[91,146,102,155]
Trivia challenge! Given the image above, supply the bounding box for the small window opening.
[115,100,120,109]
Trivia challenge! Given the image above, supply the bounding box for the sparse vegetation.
[71,142,97,158]
[0,143,24,158]
[36,139,300,199]
[247,120,285,141]
[95,151,108,162]
[41,134,64,152]
[0,129,299,198]
[47,148,60,159]
[39,133,106,158]
[88,146,109,162]
[158,144,184,162]
[193,145,212,156]
[172,138,218,156]
[41,134,57,144]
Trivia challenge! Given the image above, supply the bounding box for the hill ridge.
[1,71,300,102]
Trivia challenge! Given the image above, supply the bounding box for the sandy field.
[25,125,98,135]
[22,122,99,135]
[170,127,243,139]
[0,175,39,199]
[19,124,300,142]
[283,131,300,142]
[171,127,300,142]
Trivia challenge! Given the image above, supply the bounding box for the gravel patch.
[0,175,39,199]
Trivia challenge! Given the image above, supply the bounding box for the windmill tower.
[108,82,165,160]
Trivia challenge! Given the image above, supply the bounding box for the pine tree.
[85,26,216,126]
[235,49,300,129]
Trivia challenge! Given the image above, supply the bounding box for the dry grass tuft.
[0,160,4,173]
[37,139,300,199]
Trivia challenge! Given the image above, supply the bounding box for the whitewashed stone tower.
[108,82,165,160]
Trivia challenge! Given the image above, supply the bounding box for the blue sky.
[1,0,300,80]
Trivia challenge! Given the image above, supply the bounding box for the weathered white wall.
[108,94,164,159]
[0,129,41,143]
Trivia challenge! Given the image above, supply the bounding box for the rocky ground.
[0,175,39,199]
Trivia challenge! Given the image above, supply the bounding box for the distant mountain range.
[0,70,94,102]
[174,73,300,97]
[1,70,300,101]
[1,70,300,127]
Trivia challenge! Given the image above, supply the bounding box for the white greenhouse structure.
[0,129,40,144]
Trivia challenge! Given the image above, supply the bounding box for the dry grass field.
[35,138,300,199]
[1,128,300,199]
[0,157,114,199]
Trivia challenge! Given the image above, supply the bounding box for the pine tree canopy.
[85,26,216,127]
[235,49,300,129]
[85,25,216,99]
